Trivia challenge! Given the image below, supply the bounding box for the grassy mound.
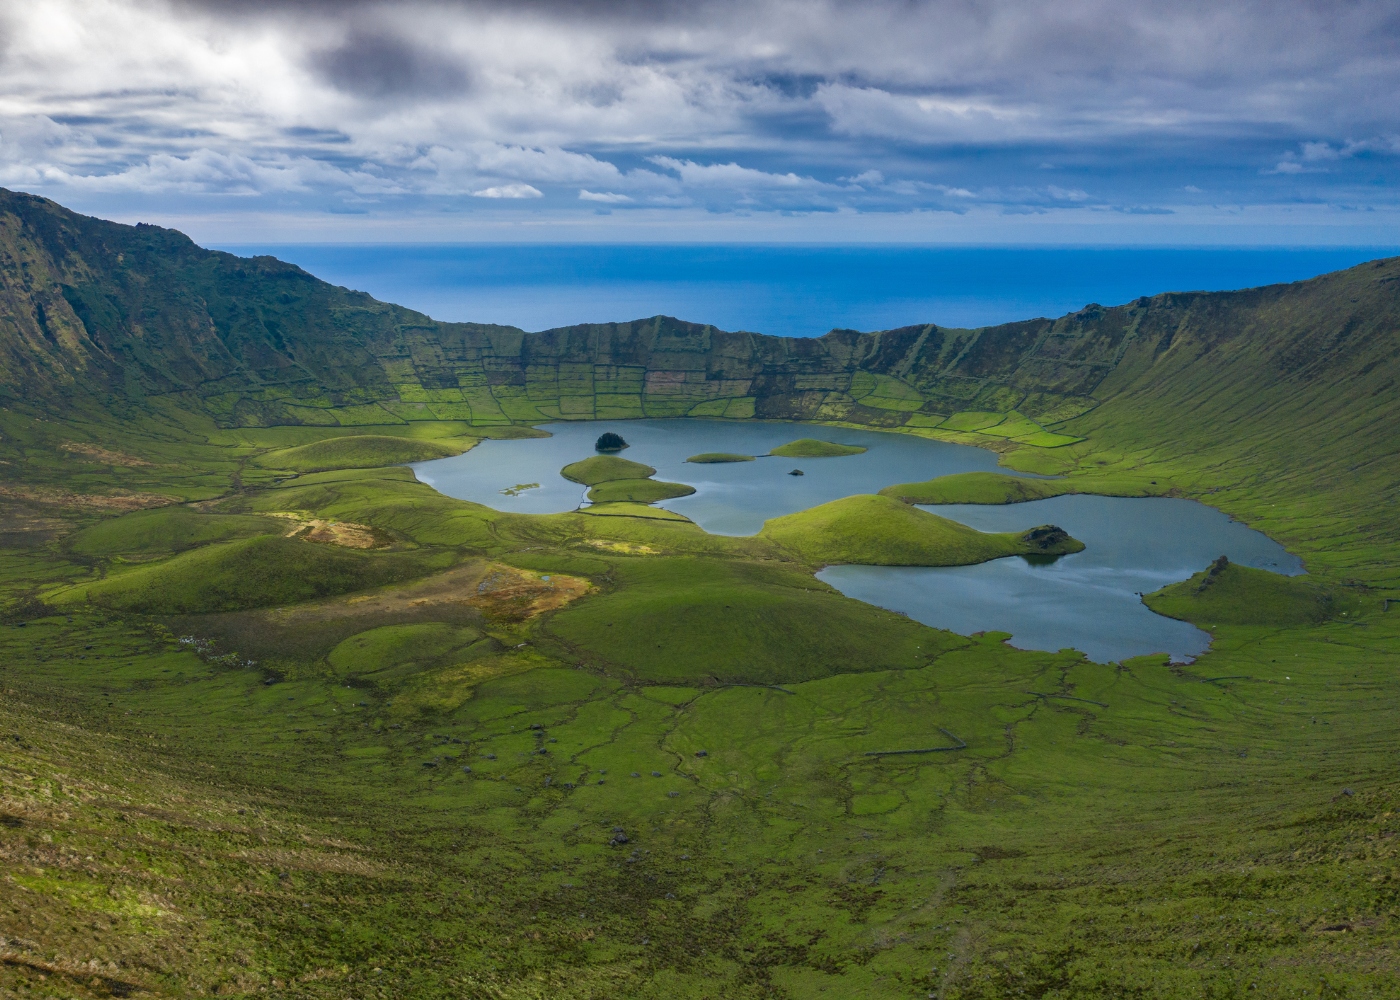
[259,435,468,473]
[880,471,1075,505]
[769,438,867,458]
[561,455,657,485]
[57,535,452,614]
[545,557,960,684]
[587,478,696,503]
[66,507,280,557]
[327,622,487,685]
[685,452,755,463]
[1145,559,1333,626]
[760,494,1083,566]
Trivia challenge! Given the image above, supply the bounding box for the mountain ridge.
[4,187,1395,437]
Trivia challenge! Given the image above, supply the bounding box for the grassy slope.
[1,199,1399,997]
[586,478,696,503]
[685,452,755,463]
[1145,560,1336,626]
[257,434,471,473]
[760,494,1083,566]
[877,470,1165,504]
[53,535,454,614]
[769,438,867,458]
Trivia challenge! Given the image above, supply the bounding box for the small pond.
[413,420,1304,663]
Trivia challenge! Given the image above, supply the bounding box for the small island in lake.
[595,431,628,452]
[686,452,756,463]
[770,438,867,458]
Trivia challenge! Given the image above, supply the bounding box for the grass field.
[769,438,868,458]
[257,434,473,473]
[1145,559,1337,627]
[685,452,755,463]
[587,478,696,503]
[561,455,658,485]
[2,381,1397,998]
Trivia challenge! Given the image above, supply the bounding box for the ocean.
[209,244,1397,338]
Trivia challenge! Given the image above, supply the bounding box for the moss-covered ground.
[1,406,1397,999]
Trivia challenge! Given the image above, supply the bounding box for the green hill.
[760,494,1083,566]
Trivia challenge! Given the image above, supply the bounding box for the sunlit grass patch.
[1014,429,1083,447]
[257,434,472,472]
[545,556,957,684]
[684,452,755,463]
[578,502,692,521]
[327,622,484,681]
[560,455,656,485]
[53,535,454,614]
[1146,559,1334,626]
[978,410,1044,439]
[938,411,1007,432]
[769,438,867,458]
[586,478,695,503]
[66,506,279,557]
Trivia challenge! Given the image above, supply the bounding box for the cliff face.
[1,188,1397,448]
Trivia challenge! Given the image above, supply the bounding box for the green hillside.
[1,191,1398,999]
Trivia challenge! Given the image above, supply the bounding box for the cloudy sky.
[1,0,1397,242]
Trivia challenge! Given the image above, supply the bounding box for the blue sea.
[210,244,1397,338]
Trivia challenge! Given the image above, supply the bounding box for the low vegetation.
[760,494,1083,566]
[1145,557,1336,626]
[257,434,470,472]
[880,470,1161,504]
[51,534,454,614]
[544,556,957,684]
[769,438,867,457]
[65,506,281,557]
[586,478,696,503]
[684,452,755,463]
[560,454,657,485]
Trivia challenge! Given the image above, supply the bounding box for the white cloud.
[649,157,824,190]
[579,190,632,203]
[470,183,543,199]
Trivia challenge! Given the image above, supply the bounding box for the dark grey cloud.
[311,29,471,97]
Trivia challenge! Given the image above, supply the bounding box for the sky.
[0,0,1397,243]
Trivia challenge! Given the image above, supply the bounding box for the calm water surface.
[213,244,1397,337]
[413,419,1010,535]
[820,495,1303,664]
[413,421,1303,663]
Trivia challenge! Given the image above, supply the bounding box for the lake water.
[820,496,1303,664]
[413,420,1303,663]
[212,244,1396,338]
[413,420,1012,534]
